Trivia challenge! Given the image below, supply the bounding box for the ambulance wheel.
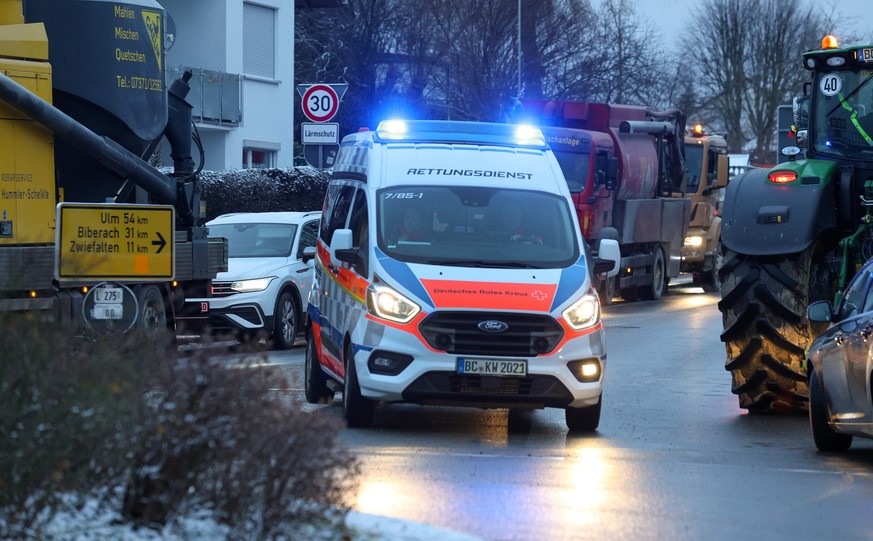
[343,343,375,428]
[565,396,601,433]
[809,366,852,452]
[304,333,333,404]
[136,285,167,334]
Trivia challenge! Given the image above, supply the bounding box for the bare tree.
[688,0,834,160]
[594,0,666,106]
[744,1,832,163]
[294,0,399,136]
[294,0,670,131]
[686,0,750,153]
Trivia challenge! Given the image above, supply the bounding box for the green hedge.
[198,166,330,221]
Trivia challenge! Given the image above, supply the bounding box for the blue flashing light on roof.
[373,119,548,149]
[514,124,545,147]
[377,119,408,140]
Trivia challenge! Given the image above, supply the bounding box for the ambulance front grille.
[419,311,563,356]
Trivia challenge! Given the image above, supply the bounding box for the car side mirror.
[807,300,832,323]
[301,245,316,263]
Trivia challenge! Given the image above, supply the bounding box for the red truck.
[522,99,690,303]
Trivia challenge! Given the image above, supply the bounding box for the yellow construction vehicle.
[0,0,225,332]
[679,123,729,292]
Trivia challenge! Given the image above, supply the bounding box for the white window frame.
[243,140,280,169]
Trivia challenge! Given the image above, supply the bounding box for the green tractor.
[718,35,873,412]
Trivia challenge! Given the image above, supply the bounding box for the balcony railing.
[166,66,241,126]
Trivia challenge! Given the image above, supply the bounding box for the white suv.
[192,211,321,349]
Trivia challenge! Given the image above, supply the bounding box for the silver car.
[189,211,321,349]
[806,257,873,451]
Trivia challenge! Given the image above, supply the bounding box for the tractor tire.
[718,247,826,412]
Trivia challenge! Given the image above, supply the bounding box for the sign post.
[297,83,347,170]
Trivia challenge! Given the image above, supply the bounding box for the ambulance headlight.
[684,235,704,247]
[367,284,420,323]
[562,292,600,330]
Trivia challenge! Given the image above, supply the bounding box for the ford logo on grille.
[478,320,509,333]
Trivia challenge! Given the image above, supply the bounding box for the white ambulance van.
[304,120,620,431]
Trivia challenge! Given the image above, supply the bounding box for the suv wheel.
[273,291,299,350]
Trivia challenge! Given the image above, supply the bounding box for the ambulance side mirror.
[595,238,621,278]
[330,229,355,267]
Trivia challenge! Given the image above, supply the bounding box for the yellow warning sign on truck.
[56,203,174,281]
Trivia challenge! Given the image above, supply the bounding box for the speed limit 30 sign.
[297,83,347,122]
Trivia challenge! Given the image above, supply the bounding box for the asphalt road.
[257,284,873,541]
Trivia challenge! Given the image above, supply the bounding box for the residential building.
[158,0,295,171]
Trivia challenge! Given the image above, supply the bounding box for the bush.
[0,316,145,534]
[198,167,330,220]
[0,318,358,539]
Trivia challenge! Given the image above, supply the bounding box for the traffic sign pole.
[297,83,347,169]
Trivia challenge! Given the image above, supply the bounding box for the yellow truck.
[679,124,729,292]
[0,0,225,332]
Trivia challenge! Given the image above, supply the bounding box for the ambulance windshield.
[377,187,580,268]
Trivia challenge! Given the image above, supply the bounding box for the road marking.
[355,449,566,461]
[777,468,872,476]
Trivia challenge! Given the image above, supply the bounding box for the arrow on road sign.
[152,232,166,254]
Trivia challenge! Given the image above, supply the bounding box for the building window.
[243,147,276,169]
[243,3,276,79]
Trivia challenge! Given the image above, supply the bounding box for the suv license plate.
[861,48,873,62]
[456,358,527,377]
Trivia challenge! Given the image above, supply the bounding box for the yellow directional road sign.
[56,203,175,281]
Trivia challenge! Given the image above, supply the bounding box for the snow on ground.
[38,498,483,541]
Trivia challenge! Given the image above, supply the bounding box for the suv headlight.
[562,292,600,330]
[231,277,275,293]
[367,284,420,323]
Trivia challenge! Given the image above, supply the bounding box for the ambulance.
[304,120,620,431]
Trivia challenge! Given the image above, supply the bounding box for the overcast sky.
[616,0,872,52]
